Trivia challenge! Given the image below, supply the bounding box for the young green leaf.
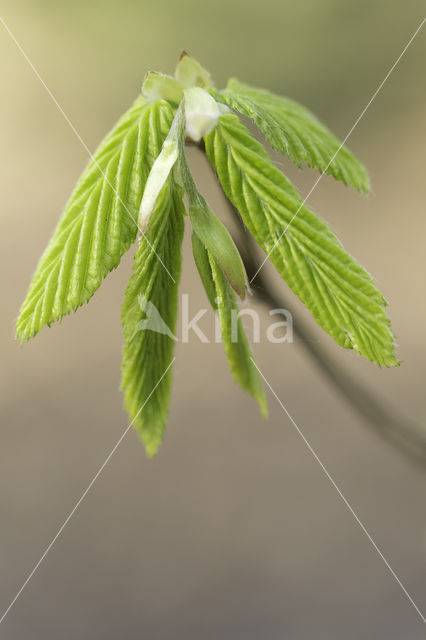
[175,51,213,90]
[121,179,185,456]
[178,147,247,299]
[138,103,184,230]
[142,71,183,105]
[192,232,267,416]
[16,97,175,343]
[189,200,248,299]
[215,78,369,193]
[191,232,217,309]
[205,114,398,367]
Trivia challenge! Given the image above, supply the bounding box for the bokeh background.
[1,1,425,638]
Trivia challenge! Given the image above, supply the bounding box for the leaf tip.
[357,168,371,194]
[258,395,268,419]
[15,313,35,345]
[144,440,161,458]
[15,327,27,346]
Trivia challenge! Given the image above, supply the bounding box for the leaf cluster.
[16,54,398,454]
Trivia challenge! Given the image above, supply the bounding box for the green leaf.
[138,103,183,231]
[189,199,247,299]
[215,78,369,193]
[121,178,185,456]
[142,71,183,105]
[191,232,217,309]
[205,114,398,367]
[174,51,213,90]
[192,232,267,416]
[178,146,247,299]
[16,97,175,342]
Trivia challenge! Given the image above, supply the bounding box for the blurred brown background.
[1,1,425,638]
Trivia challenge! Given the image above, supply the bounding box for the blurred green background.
[1,1,425,638]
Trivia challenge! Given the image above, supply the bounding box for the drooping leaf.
[189,199,247,299]
[191,232,217,308]
[192,232,267,415]
[178,144,247,299]
[16,97,175,342]
[121,178,185,456]
[205,114,398,367]
[215,78,369,193]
